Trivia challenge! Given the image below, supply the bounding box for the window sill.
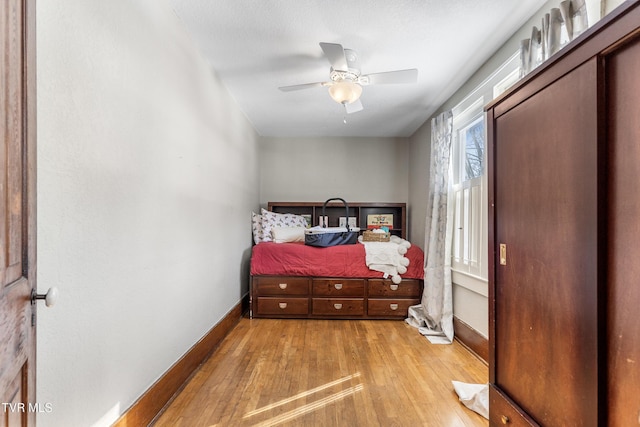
[451,269,488,297]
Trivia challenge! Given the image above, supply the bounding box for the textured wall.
[36,1,259,426]
[406,122,430,249]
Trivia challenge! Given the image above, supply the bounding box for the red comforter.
[250,242,424,279]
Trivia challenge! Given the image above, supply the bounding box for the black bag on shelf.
[304,197,360,247]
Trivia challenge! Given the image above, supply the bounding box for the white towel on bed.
[359,237,410,283]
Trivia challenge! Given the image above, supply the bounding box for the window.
[462,116,484,180]
[451,99,484,277]
[450,51,520,284]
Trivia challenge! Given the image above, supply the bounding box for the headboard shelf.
[267,201,407,239]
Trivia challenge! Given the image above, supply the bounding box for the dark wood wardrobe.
[486,1,640,425]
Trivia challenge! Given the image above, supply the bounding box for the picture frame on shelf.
[367,214,394,230]
[339,217,357,228]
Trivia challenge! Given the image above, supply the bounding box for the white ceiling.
[168,0,545,138]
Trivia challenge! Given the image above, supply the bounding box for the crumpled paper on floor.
[451,381,489,419]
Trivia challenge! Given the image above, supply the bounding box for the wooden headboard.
[267,201,407,239]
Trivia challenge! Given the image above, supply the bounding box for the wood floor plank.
[153,318,488,427]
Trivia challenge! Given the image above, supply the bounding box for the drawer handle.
[501,415,510,424]
[333,303,343,310]
[389,303,399,310]
[278,283,287,290]
[334,283,343,290]
[278,302,287,309]
[390,284,399,291]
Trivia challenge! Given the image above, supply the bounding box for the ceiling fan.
[278,42,418,114]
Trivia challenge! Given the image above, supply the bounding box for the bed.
[250,202,424,319]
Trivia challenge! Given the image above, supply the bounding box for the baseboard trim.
[453,316,488,364]
[112,294,249,427]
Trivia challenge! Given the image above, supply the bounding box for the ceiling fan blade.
[345,99,363,114]
[360,69,418,85]
[278,82,327,92]
[319,42,349,71]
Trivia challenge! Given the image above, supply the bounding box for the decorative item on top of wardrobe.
[520,0,588,77]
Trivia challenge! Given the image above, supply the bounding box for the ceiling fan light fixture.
[328,80,362,105]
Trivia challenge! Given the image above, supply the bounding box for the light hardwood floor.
[153,318,489,427]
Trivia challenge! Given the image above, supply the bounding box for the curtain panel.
[406,110,454,344]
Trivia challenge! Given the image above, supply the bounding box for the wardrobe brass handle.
[278,283,287,289]
[278,303,287,309]
[389,304,399,310]
[334,283,343,290]
[333,303,343,310]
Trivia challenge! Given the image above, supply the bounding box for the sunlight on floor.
[243,372,361,418]
[248,385,364,427]
[242,372,364,426]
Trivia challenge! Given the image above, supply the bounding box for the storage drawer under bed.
[251,275,423,319]
[367,298,420,318]
[367,279,421,298]
[311,298,365,316]
[255,297,309,316]
[253,276,310,296]
[312,279,365,297]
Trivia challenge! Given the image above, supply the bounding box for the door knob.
[31,287,59,307]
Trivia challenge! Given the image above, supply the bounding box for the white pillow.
[251,212,264,244]
[272,226,306,243]
[260,208,308,242]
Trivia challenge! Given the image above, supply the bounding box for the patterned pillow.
[251,212,264,244]
[260,208,308,242]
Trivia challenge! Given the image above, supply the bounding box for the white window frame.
[451,98,485,277]
[450,51,520,293]
[493,67,520,99]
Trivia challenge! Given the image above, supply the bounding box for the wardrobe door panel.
[607,36,640,427]
[493,59,599,426]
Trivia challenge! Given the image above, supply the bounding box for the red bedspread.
[250,242,424,279]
